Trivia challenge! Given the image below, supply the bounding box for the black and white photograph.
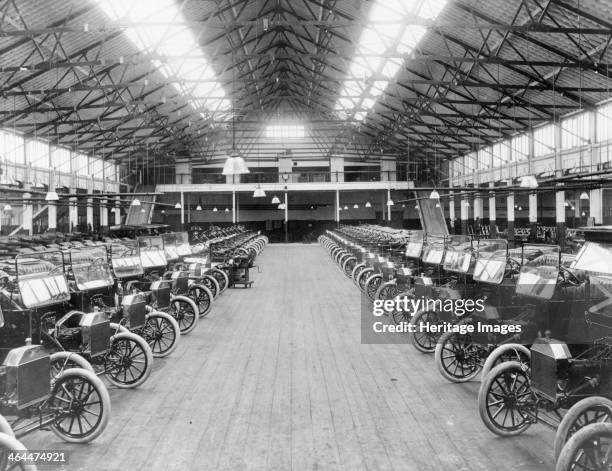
[0,0,611,470]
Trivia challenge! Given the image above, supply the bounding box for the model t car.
[126,236,199,333]
[67,244,181,359]
[10,250,155,390]
[0,253,111,445]
[477,230,612,453]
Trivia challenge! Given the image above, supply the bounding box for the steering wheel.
[559,265,582,286]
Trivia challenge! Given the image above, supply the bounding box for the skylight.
[95,0,230,118]
[335,0,447,122]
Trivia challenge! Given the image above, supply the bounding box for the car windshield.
[442,235,473,273]
[421,234,445,265]
[473,239,508,284]
[15,251,70,308]
[162,232,192,261]
[69,246,114,290]
[515,245,560,299]
[111,242,144,279]
[137,236,167,268]
[405,230,424,258]
[573,242,612,274]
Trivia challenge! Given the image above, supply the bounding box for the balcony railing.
[179,170,398,184]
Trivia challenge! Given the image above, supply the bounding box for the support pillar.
[22,193,33,236]
[335,189,340,226]
[460,197,468,236]
[180,192,185,228]
[284,192,288,243]
[387,189,392,222]
[529,192,538,242]
[488,183,497,237]
[474,196,483,236]
[449,191,456,234]
[556,190,566,249]
[507,192,515,246]
[69,197,78,232]
[590,188,603,225]
[48,202,57,232]
[99,199,108,235]
[232,191,236,224]
[114,196,121,226]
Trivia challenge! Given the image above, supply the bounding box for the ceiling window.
[0,129,24,164]
[95,0,230,118]
[335,0,447,122]
[25,138,49,168]
[597,102,612,143]
[511,134,529,161]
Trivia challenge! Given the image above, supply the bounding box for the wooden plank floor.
[25,244,554,470]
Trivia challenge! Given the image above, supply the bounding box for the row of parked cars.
[0,225,268,469]
[320,224,612,471]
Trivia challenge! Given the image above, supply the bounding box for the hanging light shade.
[435,203,441,208]
[222,149,250,175]
[365,201,372,208]
[271,195,280,204]
[140,208,146,213]
[213,207,218,212]
[386,199,394,206]
[579,192,589,200]
[174,202,182,209]
[343,205,349,210]
[253,187,266,198]
[196,204,202,211]
[518,206,523,211]
[225,207,230,212]
[414,204,419,209]
[564,201,570,207]
[429,189,440,199]
[402,204,406,208]
[519,175,538,188]
[160,209,166,215]
[3,204,11,212]
[45,190,59,201]
[278,203,286,210]
[131,198,141,207]
[581,211,587,217]
[353,204,359,209]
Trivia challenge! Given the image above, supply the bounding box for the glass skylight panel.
[265,125,305,140]
[95,0,229,116]
[335,0,447,121]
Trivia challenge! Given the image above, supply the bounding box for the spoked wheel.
[211,268,229,292]
[434,331,483,383]
[556,423,612,471]
[49,352,94,379]
[168,296,199,333]
[48,368,111,443]
[188,285,213,318]
[200,275,219,298]
[357,269,373,292]
[352,264,365,284]
[375,281,398,302]
[365,274,383,302]
[554,397,612,460]
[481,344,531,379]
[408,309,440,353]
[342,257,356,278]
[0,432,38,470]
[478,361,533,437]
[142,311,180,358]
[104,332,154,388]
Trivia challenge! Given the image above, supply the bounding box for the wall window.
[561,112,590,149]
[464,152,476,173]
[533,123,556,157]
[73,153,89,176]
[478,147,492,169]
[510,134,529,161]
[597,101,612,142]
[492,141,510,167]
[0,129,24,164]
[265,125,305,140]
[25,138,49,168]
[51,147,72,173]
